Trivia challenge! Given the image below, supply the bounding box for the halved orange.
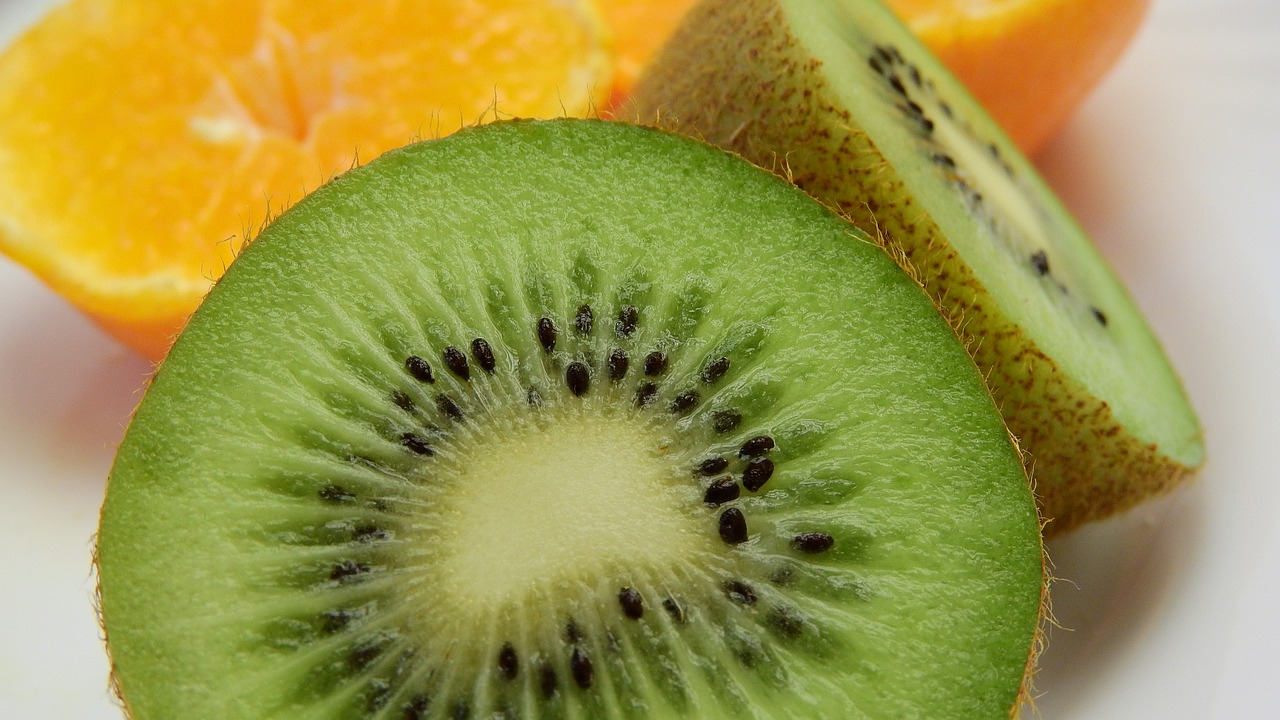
[891,0,1151,152]
[0,0,611,360]
[602,0,1149,154]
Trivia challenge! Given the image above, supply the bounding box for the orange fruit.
[888,0,1152,152]
[0,0,610,361]
[597,0,699,106]
[601,0,1148,153]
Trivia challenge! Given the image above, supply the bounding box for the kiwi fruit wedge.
[96,119,1043,719]
[625,0,1204,534]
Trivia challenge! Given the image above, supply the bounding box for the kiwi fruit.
[96,119,1043,719]
[624,0,1204,534]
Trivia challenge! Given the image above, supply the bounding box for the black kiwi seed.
[319,484,355,504]
[670,390,699,414]
[470,338,496,374]
[932,152,957,170]
[889,75,907,96]
[570,647,594,689]
[330,560,369,581]
[792,531,835,554]
[400,432,434,456]
[634,381,658,407]
[696,456,729,476]
[575,304,593,334]
[321,609,353,634]
[769,606,805,639]
[443,346,470,380]
[566,362,590,397]
[723,580,757,606]
[608,349,629,381]
[450,699,471,720]
[352,523,389,543]
[704,477,740,507]
[436,394,463,421]
[535,315,555,351]
[402,694,431,720]
[616,305,638,337]
[868,56,884,75]
[539,665,558,698]
[347,639,384,670]
[391,390,416,412]
[498,643,518,680]
[1030,250,1050,276]
[618,587,644,619]
[662,598,686,623]
[719,507,748,545]
[739,435,775,457]
[742,457,774,492]
[712,409,743,433]
[701,356,730,384]
[537,317,557,353]
[1092,306,1109,327]
[643,351,668,376]
[405,355,434,383]
[565,621,583,645]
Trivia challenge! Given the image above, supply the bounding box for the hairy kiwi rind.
[97,118,1045,718]
[625,0,1202,534]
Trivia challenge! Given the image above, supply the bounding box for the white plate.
[1,1,1277,717]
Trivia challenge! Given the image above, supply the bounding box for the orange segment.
[0,0,610,360]
[887,0,1151,152]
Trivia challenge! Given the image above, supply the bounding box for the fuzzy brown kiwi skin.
[623,0,1200,536]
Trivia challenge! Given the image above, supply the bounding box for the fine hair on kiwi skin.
[624,0,1204,535]
[95,118,1045,719]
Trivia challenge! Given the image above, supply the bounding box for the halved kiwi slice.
[626,0,1204,533]
[96,119,1043,719]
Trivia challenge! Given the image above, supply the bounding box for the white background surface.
[1,0,1278,717]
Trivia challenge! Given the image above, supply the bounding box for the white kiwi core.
[433,409,710,614]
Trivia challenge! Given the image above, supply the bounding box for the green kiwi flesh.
[625,0,1204,533]
[96,119,1043,719]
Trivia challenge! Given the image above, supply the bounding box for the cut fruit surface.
[97,119,1043,719]
[626,0,1202,533]
[0,0,609,360]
